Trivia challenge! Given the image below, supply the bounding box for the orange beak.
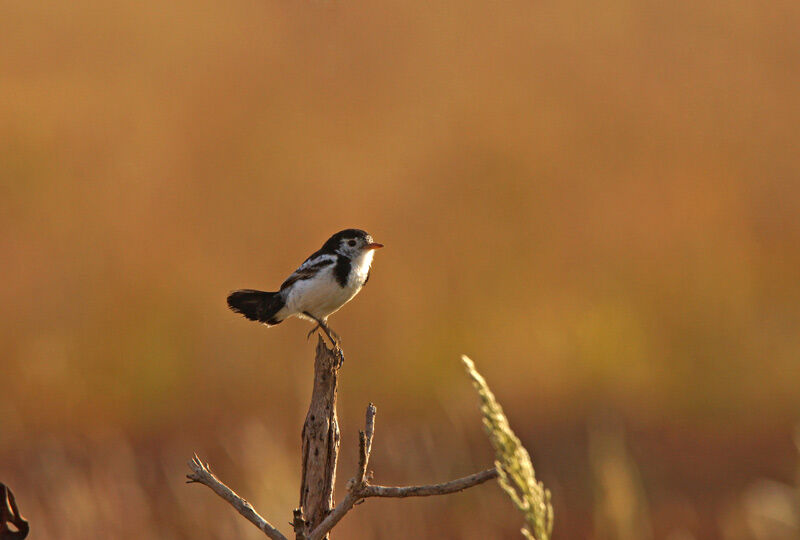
[366,242,384,250]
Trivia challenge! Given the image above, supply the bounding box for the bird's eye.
[347,240,357,247]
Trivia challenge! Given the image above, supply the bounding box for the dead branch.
[356,403,376,484]
[291,508,307,540]
[186,455,288,540]
[187,336,498,540]
[307,405,498,540]
[297,337,341,538]
[362,469,499,498]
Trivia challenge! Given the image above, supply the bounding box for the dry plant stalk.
[186,338,550,539]
[462,355,554,540]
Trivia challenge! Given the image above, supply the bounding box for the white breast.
[286,250,374,321]
[350,250,374,287]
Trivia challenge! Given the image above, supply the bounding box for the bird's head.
[323,229,383,258]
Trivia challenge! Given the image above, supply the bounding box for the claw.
[306,323,320,340]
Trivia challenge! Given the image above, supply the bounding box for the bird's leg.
[318,321,342,349]
[303,312,342,349]
[303,313,344,365]
[324,324,341,344]
[321,322,345,366]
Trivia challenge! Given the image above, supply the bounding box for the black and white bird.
[227,229,383,346]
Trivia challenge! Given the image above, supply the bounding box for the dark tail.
[227,289,285,325]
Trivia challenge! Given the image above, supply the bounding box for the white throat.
[352,249,375,276]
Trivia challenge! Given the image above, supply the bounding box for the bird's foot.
[303,313,343,351]
[320,324,344,366]
[306,323,320,341]
[319,323,342,350]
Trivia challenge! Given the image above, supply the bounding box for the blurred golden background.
[1,0,799,538]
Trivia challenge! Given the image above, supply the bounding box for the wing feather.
[280,255,335,290]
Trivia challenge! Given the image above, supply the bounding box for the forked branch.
[186,341,500,540]
[308,404,498,540]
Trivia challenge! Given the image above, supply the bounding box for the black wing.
[280,255,335,291]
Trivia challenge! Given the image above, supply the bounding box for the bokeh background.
[2,0,799,538]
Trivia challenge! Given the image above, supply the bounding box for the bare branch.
[186,454,288,540]
[308,492,359,540]
[309,469,498,540]
[357,403,376,484]
[363,403,375,456]
[308,406,498,540]
[363,468,498,498]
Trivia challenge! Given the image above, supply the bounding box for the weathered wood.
[187,336,499,540]
[298,337,342,537]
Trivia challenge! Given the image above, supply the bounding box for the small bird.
[227,229,383,347]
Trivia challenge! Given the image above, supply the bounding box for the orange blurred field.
[1,1,799,538]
